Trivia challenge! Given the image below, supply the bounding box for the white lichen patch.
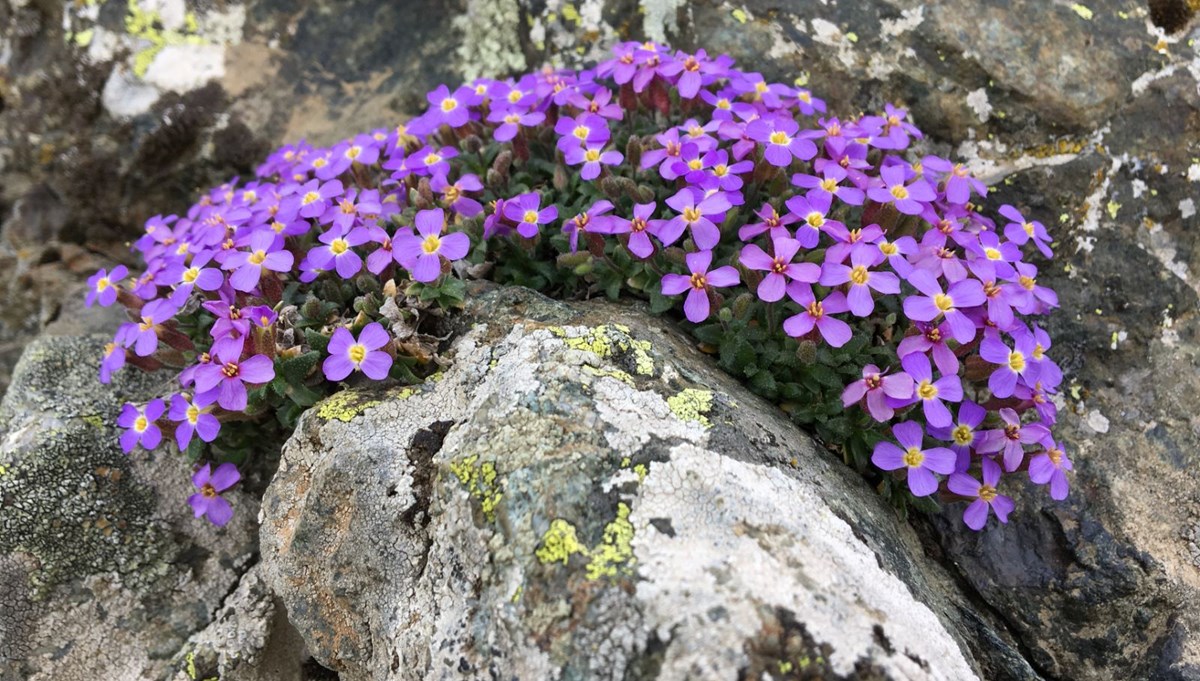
[1181,198,1196,220]
[880,5,924,39]
[1085,410,1111,434]
[641,0,688,44]
[632,444,979,680]
[808,18,859,70]
[966,87,993,123]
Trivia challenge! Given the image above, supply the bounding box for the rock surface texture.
[0,325,297,680]
[261,287,1039,681]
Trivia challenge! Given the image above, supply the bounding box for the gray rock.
[0,334,266,680]
[260,287,1039,681]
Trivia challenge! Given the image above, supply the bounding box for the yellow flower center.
[1008,351,1026,372]
[1033,344,1045,360]
[340,199,356,214]
[714,164,728,176]
[522,210,539,224]
[221,362,240,378]
[585,149,602,162]
[806,212,824,228]
[952,425,974,445]
[271,221,286,233]
[249,250,267,265]
[984,247,1002,261]
[441,97,458,112]
[134,415,149,433]
[1048,447,1063,466]
[507,90,522,104]
[682,207,702,223]
[573,125,590,140]
[903,447,925,468]
[820,178,838,192]
[768,131,790,145]
[302,191,320,205]
[716,98,731,109]
[754,81,769,93]
[1024,222,1035,236]
[348,344,367,364]
[849,265,869,285]
[186,405,200,425]
[312,158,327,169]
[689,272,708,290]
[806,301,825,319]
[917,380,938,400]
[879,241,898,256]
[346,146,361,159]
[330,239,349,255]
[183,268,200,283]
[934,293,954,312]
[630,218,647,233]
[504,113,521,124]
[96,277,110,291]
[201,483,217,499]
[978,484,998,502]
[421,234,442,254]
[1019,275,1036,291]
[890,185,910,200]
[424,153,442,166]
[688,158,703,170]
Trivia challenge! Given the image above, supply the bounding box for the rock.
[260,286,1041,680]
[0,333,268,680]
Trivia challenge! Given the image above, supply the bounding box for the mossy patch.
[667,388,713,428]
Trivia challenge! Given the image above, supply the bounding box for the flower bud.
[625,135,643,168]
[461,134,484,154]
[796,340,818,364]
[636,185,656,203]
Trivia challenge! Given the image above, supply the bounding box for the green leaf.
[304,329,330,355]
[279,351,321,385]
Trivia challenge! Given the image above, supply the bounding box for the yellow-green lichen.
[82,415,105,429]
[315,392,381,422]
[535,519,586,565]
[511,584,524,603]
[633,463,648,483]
[0,464,7,476]
[667,388,713,428]
[582,365,635,386]
[124,0,207,78]
[1070,3,1093,20]
[585,502,635,580]
[449,455,503,520]
[550,324,654,376]
[184,650,217,681]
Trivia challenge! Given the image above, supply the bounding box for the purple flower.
[504,193,558,239]
[309,225,370,279]
[641,128,685,179]
[292,179,344,219]
[169,392,220,450]
[661,188,730,250]
[819,248,900,317]
[431,174,484,217]
[949,459,1014,530]
[896,321,958,376]
[488,107,546,142]
[871,421,956,497]
[966,231,1021,283]
[901,270,985,343]
[659,49,725,98]
[323,322,394,381]
[598,202,664,258]
[842,364,914,422]
[999,204,1053,258]
[867,164,935,215]
[1029,441,1072,500]
[782,283,852,347]
[978,408,1051,472]
[783,192,840,248]
[188,462,240,527]
[747,115,817,167]
[554,113,610,152]
[403,146,457,178]
[117,399,165,453]
[129,299,180,357]
[425,84,474,128]
[739,237,820,302]
[193,346,275,412]
[561,201,616,253]
[791,166,865,206]
[86,266,127,307]
[979,330,1038,398]
[99,341,126,384]
[660,250,739,323]
[929,401,987,472]
[923,156,987,205]
[738,203,797,241]
[224,230,294,292]
[395,208,470,282]
[565,144,624,180]
[900,352,963,429]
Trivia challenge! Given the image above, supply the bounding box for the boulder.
[260,287,1041,680]
[0,331,277,680]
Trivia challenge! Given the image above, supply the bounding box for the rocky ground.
[1,0,1199,679]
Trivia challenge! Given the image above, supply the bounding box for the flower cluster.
[90,42,1065,529]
